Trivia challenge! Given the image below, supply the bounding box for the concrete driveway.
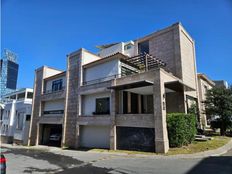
[2,145,232,174]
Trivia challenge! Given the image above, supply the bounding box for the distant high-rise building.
[0,49,19,99]
[213,80,229,89]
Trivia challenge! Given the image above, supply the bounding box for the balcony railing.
[82,74,120,86]
[43,87,65,95]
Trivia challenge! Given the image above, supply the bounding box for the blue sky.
[1,0,232,88]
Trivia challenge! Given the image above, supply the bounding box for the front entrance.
[40,124,62,147]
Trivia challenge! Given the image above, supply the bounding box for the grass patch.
[90,136,231,156]
[89,149,158,155]
[167,136,231,155]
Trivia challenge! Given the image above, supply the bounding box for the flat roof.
[44,71,66,81]
[108,80,154,90]
[83,52,128,69]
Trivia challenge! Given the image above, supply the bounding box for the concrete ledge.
[41,90,65,101]
[38,116,63,124]
[77,115,111,126]
[116,114,154,128]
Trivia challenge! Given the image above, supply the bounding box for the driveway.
[2,145,232,174]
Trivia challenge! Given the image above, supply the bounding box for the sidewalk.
[1,138,232,159]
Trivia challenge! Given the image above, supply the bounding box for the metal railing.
[43,86,65,95]
[82,74,121,86]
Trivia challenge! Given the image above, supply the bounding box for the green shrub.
[167,113,197,147]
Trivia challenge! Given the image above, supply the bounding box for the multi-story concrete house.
[197,73,215,128]
[29,22,199,153]
[0,88,33,145]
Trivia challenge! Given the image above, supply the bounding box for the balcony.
[82,53,166,87]
[41,87,65,101]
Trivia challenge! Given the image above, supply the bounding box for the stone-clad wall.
[28,67,44,146]
[62,52,80,148]
[139,23,197,94]
[144,24,182,80]
[149,27,182,78]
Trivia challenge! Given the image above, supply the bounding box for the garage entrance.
[117,126,155,152]
[79,125,110,149]
[40,124,62,147]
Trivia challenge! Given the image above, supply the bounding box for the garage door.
[80,126,110,149]
[117,126,155,152]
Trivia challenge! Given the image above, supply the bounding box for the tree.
[204,86,232,135]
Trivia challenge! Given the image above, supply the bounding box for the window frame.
[94,97,110,115]
[52,79,63,92]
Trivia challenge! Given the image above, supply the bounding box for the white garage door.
[80,125,110,149]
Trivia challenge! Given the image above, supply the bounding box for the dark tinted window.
[17,92,25,99]
[52,79,63,91]
[138,41,149,54]
[26,115,31,121]
[6,60,19,89]
[10,95,16,99]
[95,97,110,114]
[27,92,33,99]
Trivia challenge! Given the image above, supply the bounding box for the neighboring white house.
[0,88,33,145]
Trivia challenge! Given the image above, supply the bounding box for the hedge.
[167,113,197,147]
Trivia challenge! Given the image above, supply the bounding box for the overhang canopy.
[165,81,195,92]
[108,80,154,90]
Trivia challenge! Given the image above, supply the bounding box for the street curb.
[1,138,232,159]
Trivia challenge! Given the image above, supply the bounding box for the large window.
[17,92,25,99]
[27,92,33,99]
[121,66,137,76]
[138,40,149,54]
[95,97,110,115]
[16,112,24,130]
[52,79,63,92]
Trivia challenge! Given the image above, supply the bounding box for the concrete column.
[153,70,169,153]
[127,92,131,113]
[110,89,117,150]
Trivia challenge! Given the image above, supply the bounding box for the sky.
[1,0,232,88]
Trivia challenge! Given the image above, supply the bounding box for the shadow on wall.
[186,156,232,174]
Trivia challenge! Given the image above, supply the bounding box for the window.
[121,66,137,76]
[43,110,64,115]
[27,92,33,99]
[16,112,24,130]
[26,115,31,121]
[95,97,110,115]
[52,79,63,92]
[124,44,132,50]
[8,111,10,118]
[17,92,25,99]
[10,95,16,99]
[138,40,149,54]
[204,85,208,93]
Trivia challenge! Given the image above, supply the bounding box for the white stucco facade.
[43,99,64,112]
[0,88,33,145]
[98,41,135,58]
[82,92,111,116]
[83,59,120,83]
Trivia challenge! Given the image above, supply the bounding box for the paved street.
[2,145,232,174]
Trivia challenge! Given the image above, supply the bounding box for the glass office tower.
[0,49,19,100]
